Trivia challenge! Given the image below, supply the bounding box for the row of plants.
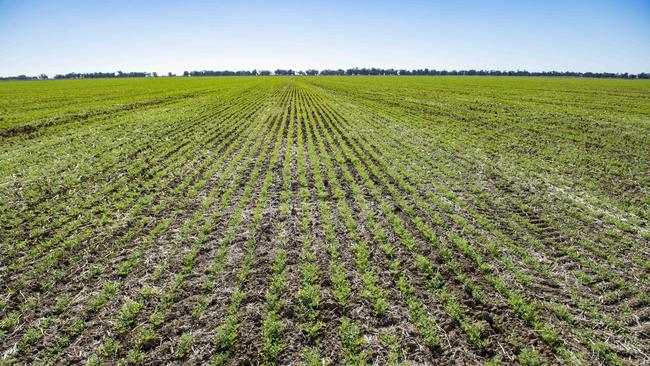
[209,86,290,365]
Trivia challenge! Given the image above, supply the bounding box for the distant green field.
[1,76,648,365]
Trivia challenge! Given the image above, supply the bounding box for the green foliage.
[518,348,545,366]
[177,333,195,360]
[98,337,122,358]
[339,317,368,365]
[89,281,120,313]
[53,295,73,314]
[115,299,144,333]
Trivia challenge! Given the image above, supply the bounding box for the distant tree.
[274,69,295,76]
[39,73,48,79]
[183,71,189,77]
[306,69,318,76]
[259,70,271,76]
[152,72,158,77]
[319,69,346,76]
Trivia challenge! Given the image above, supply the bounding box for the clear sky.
[1,0,649,76]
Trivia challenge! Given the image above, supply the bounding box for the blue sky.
[1,0,648,76]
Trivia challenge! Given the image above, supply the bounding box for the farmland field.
[0,76,649,365]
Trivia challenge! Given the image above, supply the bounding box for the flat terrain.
[0,76,649,365]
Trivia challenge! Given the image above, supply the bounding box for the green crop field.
[1,76,648,365]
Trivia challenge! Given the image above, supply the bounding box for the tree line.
[53,71,152,79]
[0,71,153,80]
[2,68,649,80]
[181,68,650,78]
